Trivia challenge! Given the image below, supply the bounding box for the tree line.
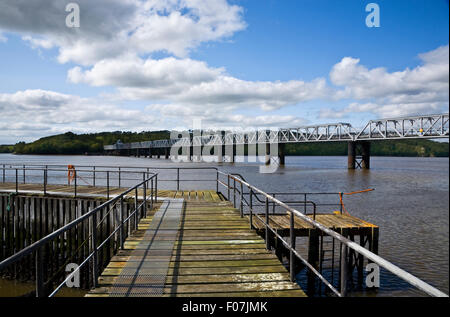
[0,131,448,157]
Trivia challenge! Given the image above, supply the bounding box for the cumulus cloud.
[0,89,164,142]
[0,0,246,65]
[320,45,449,118]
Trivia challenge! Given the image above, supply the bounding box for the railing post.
[90,211,98,288]
[74,170,77,198]
[23,165,25,184]
[120,197,124,250]
[290,211,296,282]
[93,166,96,187]
[265,197,269,250]
[240,182,243,218]
[106,171,110,199]
[233,178,236,208]
[177,168,180,191]
[216,170,219,193]
[134,188,139,232]
[227,175,230,200]
[340,243,348,297]
[143,180,147,218]
[118,167,121,188]
[35,248,45,297]
[155,174,158,203]
[44,169,47,195]
[150,178,154,206]
[272,193,276,214]
[249,189,253,230]
[15,168,18,193]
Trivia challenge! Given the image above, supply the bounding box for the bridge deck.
[86,193,306,297]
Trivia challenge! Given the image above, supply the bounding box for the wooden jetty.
[86,194,307,297]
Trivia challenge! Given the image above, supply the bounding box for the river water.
[0,153,448,297]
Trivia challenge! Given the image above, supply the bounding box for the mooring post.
[340,243,348,297]
[35,248,45,297]
[265,143,271,165]
[307,229,320,295]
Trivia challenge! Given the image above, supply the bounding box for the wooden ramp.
[86,192,306,297]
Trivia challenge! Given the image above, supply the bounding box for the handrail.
[217,171,448,297]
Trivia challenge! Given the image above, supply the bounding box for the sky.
[0,0,448,144]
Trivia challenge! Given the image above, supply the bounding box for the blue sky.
[0,0,448,143]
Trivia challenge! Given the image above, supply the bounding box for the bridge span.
[104,113,449,169]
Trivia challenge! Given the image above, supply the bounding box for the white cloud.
[0,0,246,65]
[0,32,6,43]
[321,45,449,118]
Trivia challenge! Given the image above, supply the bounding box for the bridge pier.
[348,141,371,169]
[165,147,169,159]
[278,143,286,166]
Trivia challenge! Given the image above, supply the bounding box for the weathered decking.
[251,213,378,237]
[86,192,306,297]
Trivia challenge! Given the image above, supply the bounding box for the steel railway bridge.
[104,113,449,169]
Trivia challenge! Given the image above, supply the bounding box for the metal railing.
[0,173,158,297]
[217,171,448,297]
[0,164,220,197]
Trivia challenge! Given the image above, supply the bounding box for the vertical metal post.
[118,167,121,188]
[120,197,124,250]
[216,170,219,193]
[90,212,98,288]
[150,178,154,209]
[74,170,77,198]
[249,189,253,230]
[106,171,110,199]
[290,211,296,282]
[272,194,276,214]
[93,166,96,187]
[143,181,147,218]
[15,169,18,193]
[134,188,139,231]
[227,175,230,200]
[304,194,307,214]
[340,243,348,297]
[23,165,25,184]
[177,168,180,191]
[265,197,269,250]
[2,164,5,183]
[155,174,158,203]
[233,178,236,208]
[240,182,243,218]
[35,248,45,297]
[44,169,47,195]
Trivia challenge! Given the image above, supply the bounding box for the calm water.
[0,153,448,297]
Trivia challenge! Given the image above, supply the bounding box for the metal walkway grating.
[109,199,183,297]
